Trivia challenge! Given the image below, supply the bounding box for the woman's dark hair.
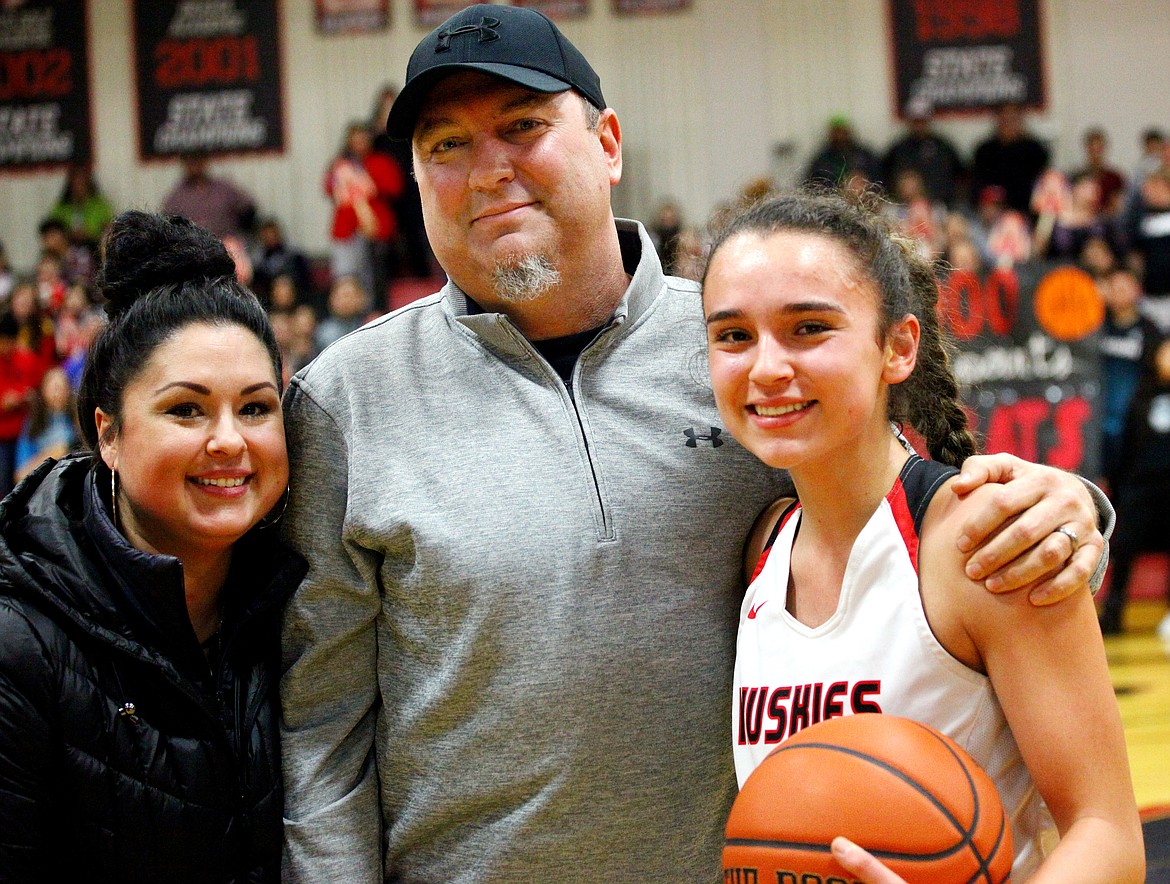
[702,189,978,467]
[78,210,282,452]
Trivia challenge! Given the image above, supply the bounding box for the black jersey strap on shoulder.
[748,499,801,584]
[898,454,959,538]
[762,500,800,554]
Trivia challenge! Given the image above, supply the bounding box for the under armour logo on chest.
[436,17,501,51]
[684,427,724,447]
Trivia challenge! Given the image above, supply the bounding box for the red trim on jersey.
[749,503,802,584]
[886,477,921,573]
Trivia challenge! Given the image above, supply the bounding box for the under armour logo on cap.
[684,427,724,448]
[435,17,500,52]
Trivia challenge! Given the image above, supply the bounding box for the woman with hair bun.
[0,211,306,881]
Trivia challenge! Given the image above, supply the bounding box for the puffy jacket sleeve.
[0,601,58,881]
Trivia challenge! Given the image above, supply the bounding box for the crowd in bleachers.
[653,105,1169,294]
[0,84,444,499]
[1,99,1168,630]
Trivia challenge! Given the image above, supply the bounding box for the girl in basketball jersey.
[703,191,1143,882]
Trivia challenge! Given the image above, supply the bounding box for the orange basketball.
[723,714,1013,883]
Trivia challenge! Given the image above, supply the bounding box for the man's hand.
[950,453,1101,606]
[831,837,906,883]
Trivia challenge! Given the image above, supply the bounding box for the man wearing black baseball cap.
[385,4,605,141]
[279,5,1109,882]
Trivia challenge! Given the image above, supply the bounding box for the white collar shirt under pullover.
[733,455,1056,878]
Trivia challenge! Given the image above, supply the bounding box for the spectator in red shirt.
[35,253,67,316]
[0,311,41,497]
[9,281,56,386]
[325,121,404,310]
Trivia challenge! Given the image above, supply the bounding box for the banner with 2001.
[133,0,285,160]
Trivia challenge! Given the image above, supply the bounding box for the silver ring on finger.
[1053,525,1080,553]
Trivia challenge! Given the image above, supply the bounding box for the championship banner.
[942,261,1103,474]
[134,0,285,159]
[887,0,1046,116]
[612,0,690,13]
[413,0,473,28]
[0,0,91,171]
[315,0,388,35]
[512,0,589,20]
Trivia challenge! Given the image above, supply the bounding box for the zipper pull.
[117,701,139,723]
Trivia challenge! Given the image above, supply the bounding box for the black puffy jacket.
[0,455,307,882]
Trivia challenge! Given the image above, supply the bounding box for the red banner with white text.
[512,0,589,20]
[315,0,389,34]
[612,0,689,13]
[413,0,472,28]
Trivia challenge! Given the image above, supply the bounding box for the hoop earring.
[257,487,289,530]
[110,468,120,530]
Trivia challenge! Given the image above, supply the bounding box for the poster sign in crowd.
[942,261,1103,475]
[888,0,1046,115]
[134,0,285,159]
[0,0,91,171]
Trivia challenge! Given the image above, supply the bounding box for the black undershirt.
[465,295,607,390]
[531,325,607,388]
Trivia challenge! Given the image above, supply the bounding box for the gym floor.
[1105,596,1170,882]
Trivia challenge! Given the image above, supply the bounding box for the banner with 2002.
[0,0,92,171]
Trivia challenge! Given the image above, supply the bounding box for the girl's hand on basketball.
[831,837,906,883]
[949,453,1102,605]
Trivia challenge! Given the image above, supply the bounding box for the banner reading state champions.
[887,0,1046,116]
[0,0,92,171]
[133,0,285,159]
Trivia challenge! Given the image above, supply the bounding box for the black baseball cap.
[385,3,605,141]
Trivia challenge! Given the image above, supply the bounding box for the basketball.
[723,713,1013,883]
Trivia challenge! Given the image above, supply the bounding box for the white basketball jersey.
[732,456,1055,878]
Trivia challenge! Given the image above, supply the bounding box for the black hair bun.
[95,210,237,319]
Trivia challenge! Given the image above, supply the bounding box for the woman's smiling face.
[97,321,288,561]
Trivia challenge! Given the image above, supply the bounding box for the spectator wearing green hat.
[803,114,882,189]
